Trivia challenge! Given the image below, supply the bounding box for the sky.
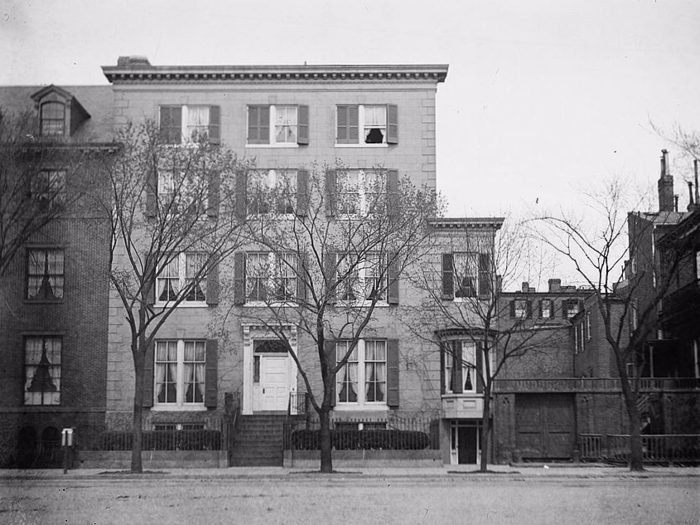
[2,0,699,285]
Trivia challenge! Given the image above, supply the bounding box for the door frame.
[450,420,482,465]
[242,324,298,415]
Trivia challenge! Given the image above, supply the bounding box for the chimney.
[521,282,529,293]
[117,55,152,68]
[688,182,695,210]
[548,278,561,293]
[658,149,675,212]
[695,160,700,209]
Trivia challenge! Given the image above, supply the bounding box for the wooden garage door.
[516,394,574,460]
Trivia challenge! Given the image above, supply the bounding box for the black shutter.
[206,261,219,306]
[248,106,270,144]
[337,105,358,144]
[324,251,337,304]
[146,168,157,218]
[235,170,247,220]
[386,339,400,408]
[207,170,220,218]
[233,252,246,305]
[159,106,182,144]
[325,170,337,217]
[296,253,307,303]
[442,253,454,300]
[387,169,399,214]
[143,342,154,408]
[387,253,399,305]
[297,105,309,145]
[296,169,309,217]
[208,106,221,144]
[326,340,336,407]
[478,253,491,298]
[386,104,398,144]
[453,341,463,394]
[205,339,218,408]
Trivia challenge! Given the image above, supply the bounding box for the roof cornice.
[429,217,505,230]
[101,64,449,85]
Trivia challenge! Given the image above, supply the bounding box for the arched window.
[40,102,65,136]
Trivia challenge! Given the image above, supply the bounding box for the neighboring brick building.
[0,85,116,466]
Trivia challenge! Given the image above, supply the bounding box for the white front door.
[260,355,289,412]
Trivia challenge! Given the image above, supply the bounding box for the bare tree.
[101,121,249,472]
[530,177,689,471]
[407,218,565,471]
[0,108,98,277]
[217,163,441,472]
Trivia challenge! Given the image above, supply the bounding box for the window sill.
[245,143,300,149]
[155,302,209,309]
[244,301,298,307]
[335,300,390,308]
[335,143,389,148]
[333,404,388,412]
[151,405,207,412]
[24,299,65,305]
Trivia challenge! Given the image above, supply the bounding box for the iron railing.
[579,433,700,464]
[495,378,700,393]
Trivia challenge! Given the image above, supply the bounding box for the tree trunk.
[130,343,145,473]
[319,407,333,473]
[615,351,644,471]
[479,385,491,472]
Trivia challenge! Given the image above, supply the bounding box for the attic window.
[40,102,66,136]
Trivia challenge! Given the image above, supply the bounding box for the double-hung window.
[540,299,553,319]
[564,299,581,319]
[32,170,66,209]
[336,252,386,303]
[247,105,309,146]
[159,105,220,144]
[336,340,387,406]
[511,299,531,319]
[441,252,491,300]
[24,336,62,405]
[336,104,398,145]
[157,167,208,216]
[336,170,385,215]
[40,102,66,137]
[247,170,297,215]
[154,340,206,408]
[156,253,207,304]
[26,248,64,300]
[453,253,479,298]
[245,252,298,303]
[444,341,477,393]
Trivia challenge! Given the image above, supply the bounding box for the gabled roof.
[30,84,91,119]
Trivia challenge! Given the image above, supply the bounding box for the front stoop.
[230,414,286,467]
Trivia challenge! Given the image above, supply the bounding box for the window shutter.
[478,253,491,298]
[510,300,516,318]
[387,169,399,214]
[324,251,337,304]
[325,170,337,217]
[562,300,567,319]
[441,253,454,300]
[207,170,220,218]
[248,106,269,144]
[387,253,399,305]
[143,342,154,408]
[296,169,309,217]
[476,342,484,394]
[453,341,463,394]
[145,256,156,306]
[387,339,400,408]
[235,170,247,220]
[337,105,358,144]
[146,168,157,218]
[386,104,398,144]
[205,339,218,408]
[159,106,182,144]
[297,105,309,145]
[440,343,446,394]
[538,300,543,318]
[206,260,219,306]
[208,105,221,144]
[326,340,336,407]
[527,300,533,319]
[296,253,307,303]
[233,252,246,305]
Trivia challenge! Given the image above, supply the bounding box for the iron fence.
[580,433,700,464]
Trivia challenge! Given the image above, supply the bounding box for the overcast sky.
[2,0,699,284]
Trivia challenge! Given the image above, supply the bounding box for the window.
[245,252,298,303]
[336,340,386,406]
[441,253,491,300]
[156,253,208,304]
[564,299,581,318]
[40,102,65,136]
[540,299,553,319]
[334,170,385,215]
[26,249,64,300]
[24,336,61,405]
[445,341,477,394]
[696,251,700,280]
[247,105,309,146]
[154,340,206,407]
[336,252,386,302]
[511,299,531,319]
[32,170,66,209]
[247,170,297,215]
[336,104,398,145]
[575,323,585,353]
[159,105,220,144]
[157,167,208,215]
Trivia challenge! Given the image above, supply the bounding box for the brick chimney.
[658,149,675,212]
[548,279,561,293]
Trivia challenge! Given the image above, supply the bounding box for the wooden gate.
[516,394,575,460]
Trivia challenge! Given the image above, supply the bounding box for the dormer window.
[40,102,66,136]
